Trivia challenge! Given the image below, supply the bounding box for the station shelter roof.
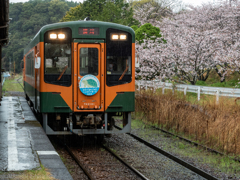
[0,0,9,46]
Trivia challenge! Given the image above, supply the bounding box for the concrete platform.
[0,96,73,180]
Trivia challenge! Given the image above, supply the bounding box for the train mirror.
[21,60,24,69]
[35,57,41,69]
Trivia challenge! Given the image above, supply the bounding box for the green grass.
[196,80,240,88]
[0,164,55,180]
[110,148,117,153]
[2,75,24,92]
[14,164,55,180]
[194,71,240,88]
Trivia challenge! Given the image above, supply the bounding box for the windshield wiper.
[57,65,68,81]
[119,60,129,81]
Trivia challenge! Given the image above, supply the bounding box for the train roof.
[24,21,135,55]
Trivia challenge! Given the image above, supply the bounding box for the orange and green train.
[23,20,135,135]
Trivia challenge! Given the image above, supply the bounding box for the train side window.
[26,51,34,78]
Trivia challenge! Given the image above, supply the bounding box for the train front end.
[34,21,135,135]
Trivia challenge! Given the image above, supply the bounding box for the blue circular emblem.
[79,75,100,96]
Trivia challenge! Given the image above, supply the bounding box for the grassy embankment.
[2,74,24,94]
[195,71,240,88]
[134,72,240,175]
[135,71,240,156]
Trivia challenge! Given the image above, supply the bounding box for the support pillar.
[42,113,48,132]
[0,45,2,104]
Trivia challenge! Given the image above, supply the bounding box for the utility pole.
[14,61,15,76]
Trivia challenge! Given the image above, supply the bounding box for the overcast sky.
[183,0,215,6]
[9,0,215,7]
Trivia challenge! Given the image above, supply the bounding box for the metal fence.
[2,77,5,86]
[2,72,10,86]
[136,80,240,103]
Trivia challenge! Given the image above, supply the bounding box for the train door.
[74,44,104,111]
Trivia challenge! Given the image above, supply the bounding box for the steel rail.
[65,145,94,180]
[151,126,240,163]
[101,143,149,180]
[16,77,24,90]
[152,126,222,154]
[115,125,218,180]
[66,135,149,180]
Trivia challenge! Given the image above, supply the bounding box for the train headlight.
[111,34,119,40]
[120,34,127,40]
[110,33,127,41]
[50,33,57,39]
[58,33,65,39]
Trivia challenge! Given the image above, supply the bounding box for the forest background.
[1,0,181,74]
[3,0,240,87]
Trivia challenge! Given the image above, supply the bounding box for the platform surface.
[0,96,73,180]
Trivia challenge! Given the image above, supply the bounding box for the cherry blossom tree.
[132,0,181,25]
[135,0,240,84]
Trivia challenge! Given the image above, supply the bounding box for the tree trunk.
[198,69,210,81]
[214,67,226,83]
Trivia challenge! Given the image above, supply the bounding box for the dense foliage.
[133,23,164,44]
[2,0,77,73]
[61,0,139,26]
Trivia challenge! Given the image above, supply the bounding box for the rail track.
[101,143,148,180]
[151,126,240,163]
[114,125,218,180]
[65,145,95,180]
[63,136,149,180]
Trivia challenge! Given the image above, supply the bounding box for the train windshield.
[44,43,71,86]
[106,29,132,86]
[44,28,72,86]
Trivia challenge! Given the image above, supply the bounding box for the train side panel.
[24,43,41,112]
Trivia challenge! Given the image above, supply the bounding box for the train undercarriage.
[41,112,131,135]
